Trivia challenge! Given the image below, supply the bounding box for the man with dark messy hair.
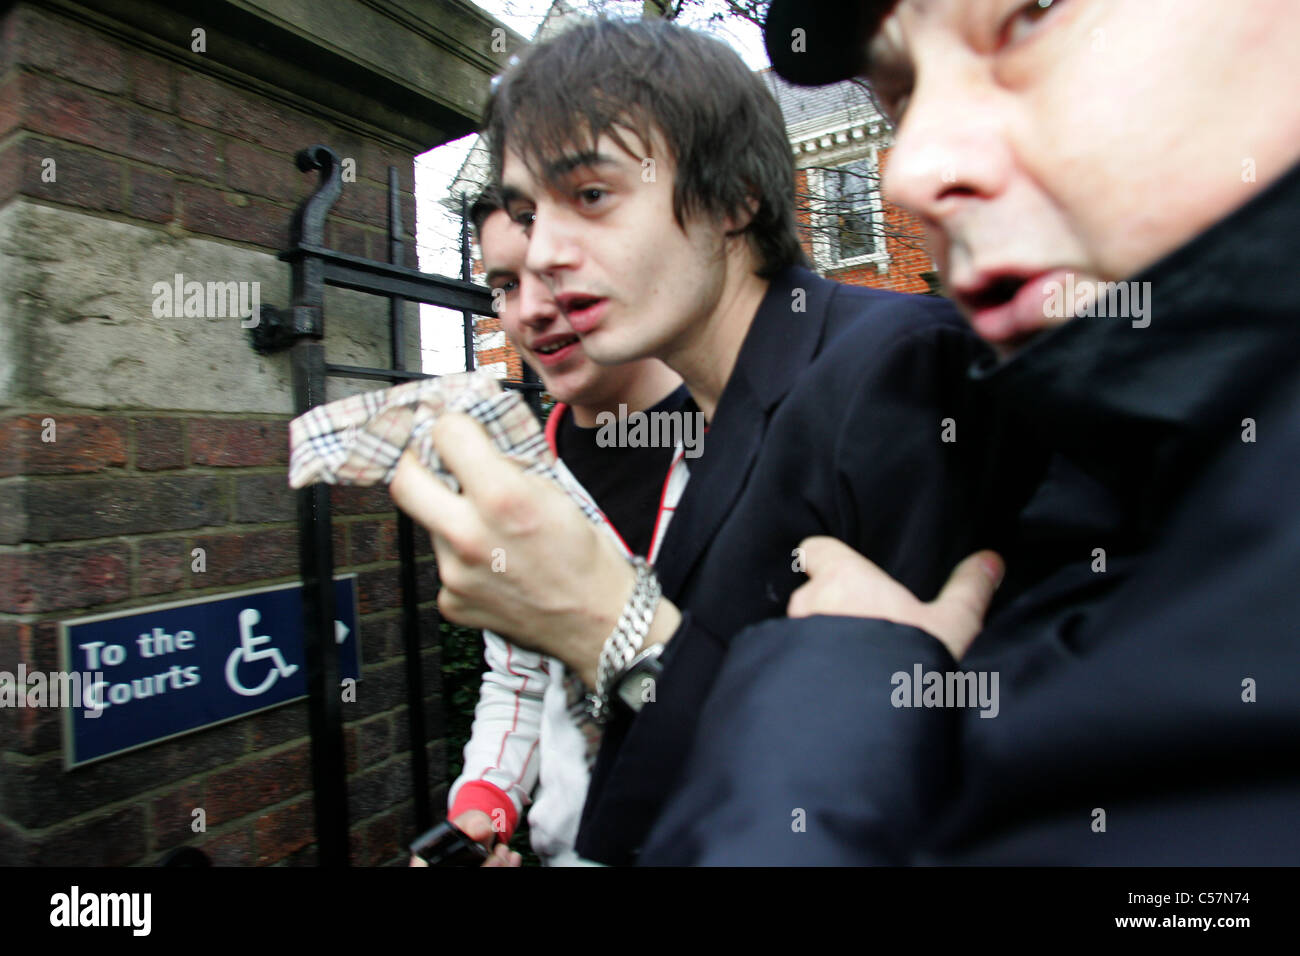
[391,16,1013,865]
[482,16,804,279]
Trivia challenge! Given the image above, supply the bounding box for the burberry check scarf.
[287,371,612,764]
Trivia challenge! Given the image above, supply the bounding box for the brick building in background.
[0,0,517,865]
[762,71,938,296]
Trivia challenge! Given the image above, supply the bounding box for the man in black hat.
[638,0,1300,864]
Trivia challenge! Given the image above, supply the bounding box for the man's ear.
[723,191,761,235]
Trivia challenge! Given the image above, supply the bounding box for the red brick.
[357,566,401,614]
[149,780,204,852]
[233,473,295,523]
[190,528,297,588]
[127,48,174,113]
[1,722,245,828]
[359,611,401,662]
[22,474,227,542]
[225,140,307,204]
[246,701,308,749]
[350,519,398,565]
[12,71,132,154]
[254,795,315,864]
[0,413,127,477]
[342,722,360,774]
[10,7,126,95]
[135,535,191,597]
[401,192,416,244]
[361,141,415,192]
[122,110,224,179]
[0,137,127,214]
[282,842,319,866]
[0,484,24,545]
[126,165,176,223]
[0,694,61,755]
[325,218,369,259]
[332,484,393,516]
[188,417,288,467]
[354,714,391,771]
[0,621,16,669]
[349,659,409,719]
[34,806,149,867]
[332,521,348,566]
[0,544,129,613]
[412,522,434,557]
[328,133,367,180]
[357,807,404,866]
[0,620,62,673]
[204,743,311,823]
[346,758,407,820]
[0,5,17,75]
[333,179,390,230]
[176,71,327,152]
[200,826,254,866]
[0,820,34,866]
[179,181,288,249]
[0,74,18,143]
[133,416,185,471]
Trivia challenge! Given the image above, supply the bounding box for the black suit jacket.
[575,265,1008,864]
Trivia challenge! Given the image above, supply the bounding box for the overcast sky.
[414,1,768,374]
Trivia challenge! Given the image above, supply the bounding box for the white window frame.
[808,147,890,274]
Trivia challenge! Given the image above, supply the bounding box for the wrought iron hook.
[290,144,343,248]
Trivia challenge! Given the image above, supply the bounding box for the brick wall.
[0,3,448,866]
[473,313,525,381]
[0,415,445,866]
[0,8,420,267]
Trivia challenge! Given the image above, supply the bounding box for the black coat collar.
[654,266,836,598]
[974,158,1300,528]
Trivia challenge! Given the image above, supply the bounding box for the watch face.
[617,664,661,711]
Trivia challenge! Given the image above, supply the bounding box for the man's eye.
[577,187,605,206]
[512,209,536,228]
[497,278,519,294]
[999,0,1064,48]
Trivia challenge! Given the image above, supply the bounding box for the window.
[826,159,879,261]
[808,153,889,273]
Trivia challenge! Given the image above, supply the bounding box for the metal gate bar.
[253,144,542,865]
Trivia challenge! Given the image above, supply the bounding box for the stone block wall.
[0,0,512,865]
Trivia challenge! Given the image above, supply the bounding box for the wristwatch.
[614,644,664,713]
[586,557,661,724]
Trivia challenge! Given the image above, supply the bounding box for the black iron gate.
[251,144,542,866]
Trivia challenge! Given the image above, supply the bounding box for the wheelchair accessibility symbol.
[225,608,299,697]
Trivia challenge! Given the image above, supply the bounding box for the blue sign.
[60,576,361,768]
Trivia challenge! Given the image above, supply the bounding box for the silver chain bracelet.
[586,557,661,724]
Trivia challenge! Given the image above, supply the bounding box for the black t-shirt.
[555,385,691,557]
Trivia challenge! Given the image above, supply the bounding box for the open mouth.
[953,269,1067,354]
[534,335,579,355]
[554,293,608,335]
[959,274,1029,314]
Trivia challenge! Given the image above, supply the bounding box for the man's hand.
[407,810,521,868]
[788,537,1004,661]
[389,413,679,687]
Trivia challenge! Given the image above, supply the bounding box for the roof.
[758,69,886,140]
